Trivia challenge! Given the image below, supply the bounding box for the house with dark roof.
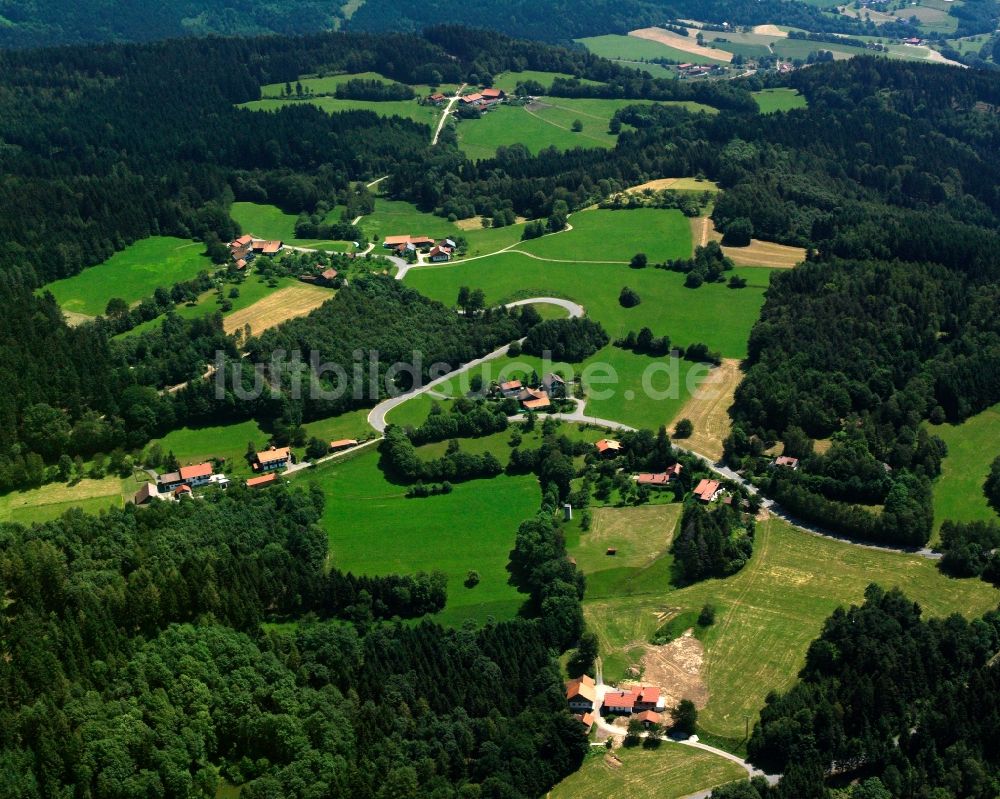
[541,372,566,397]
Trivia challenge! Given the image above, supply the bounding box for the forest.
[0,484,589,798]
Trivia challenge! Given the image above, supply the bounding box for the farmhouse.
[773,455,799,470]
[428,92,447,105]
[635,466,683,487]
[633,686,663,712]
[603,690,638,715]
[229,234,253,260]
[541,372,566,397]
[234,258,247,270]
[461,92,484,106]
[429,244,453,262]
[480,87,505,101]
[252,446,291,472]
[179,462,213,487]
[575,711,596,732]
[500,379,523,397]
[252,240,283,255]
[565,675,597,713]
[383,234,435,252]
[330,439,359,452]
[522,395,551,411]
[595,439,622,457]
[637,710,662,728]
[246,473,277,489]
[693,478,721,503]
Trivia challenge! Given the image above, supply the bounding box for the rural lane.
[367,298,583,432]
[431,83,467,145]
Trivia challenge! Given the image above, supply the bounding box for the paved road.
[432,83,467,145]
[282,437,381,476]
[367,298,583,432]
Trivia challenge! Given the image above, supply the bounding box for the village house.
[383,234,435,253]
[693,478,721,503]
[428,92,447,105]
[173,484,193,499]
[252,446,291,472]
[595,439,622,458]
[636,464,683,488]
[518,388,551,411]
[246,473,277,489]
[633,686,663,712]
[541,372,566,397]
[228,234,253,260]
[429,244,453,262]
[179,462,214,487]
[773,455,799,470]
[565,675,597,713]
[330,439,359,453]
[637,710,662,728]
[461,92,484,106]
[234,258,247,271]
[252,239,283,256]
[499,379,523,398]
[480,87,505,102]
[603,690,638,715]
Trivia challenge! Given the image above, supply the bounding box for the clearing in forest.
[629,27,734,62]
[624,177,721,194]
[670,358,742,462]
[583,514,1000,740]
[692,216,805,268]
[223,284,332,336]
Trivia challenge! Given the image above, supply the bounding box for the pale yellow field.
[223,284,332,335]
[629,27,734,62]
[670,358,742,461]
[692,217,805,268]
[0,476,133,524]
[625,177,721,194]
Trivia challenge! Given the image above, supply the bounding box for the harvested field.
[752,24,787,37]
[62,310,94,326]
[629,27,733,62]
[692,216,804,268]
[671,358,742,462]
[633,630,708,711]
[223,284,332,336]
[453,215,526,231]
[625,177,720,194]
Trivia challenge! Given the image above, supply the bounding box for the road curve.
[367,298,583,432]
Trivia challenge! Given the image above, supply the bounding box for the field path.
[432,83,467,145]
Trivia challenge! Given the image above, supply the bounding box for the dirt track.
[629,27,733,63]
[223,284,332,336]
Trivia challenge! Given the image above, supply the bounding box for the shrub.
[619,286,641,308]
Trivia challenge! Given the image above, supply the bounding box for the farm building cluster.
[427,87,507,109]
[565,675,667,733]
[383,235,456,262]
[496,372,567,411]
[228,234,284,269]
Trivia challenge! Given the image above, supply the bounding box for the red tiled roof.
[595,439,621,454]
[261,240,282,254]
[500,379,522,391]
[255,446,291,465]
[636,473,671,486]
[605,690,638,710]
[384,235,411,246]
[173,484,192,496]
[320,268,338,280]
[235,259,247,270]
[637,710,661,724]
[462,93,483,103]
[775,455,799,467]
[481,88,503,98]
[636,686,660,705]
[330,439,358,449]
[565,675,597,703]
[693,478,721,500]
[246,473,277,488]
[179,462,212,481]
[523,396,551,410]
[134,483,156,504]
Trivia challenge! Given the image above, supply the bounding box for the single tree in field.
[630,252,648,269]
[674,418,694,438]
[571,119,583,132]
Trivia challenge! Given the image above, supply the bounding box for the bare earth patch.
[632,630,708,712]
[752,24,787,37]
[691,216,805,267]
[629,27,733,63]
[670,358,742,462]
[223,284,332,336]
[62,310,94,327]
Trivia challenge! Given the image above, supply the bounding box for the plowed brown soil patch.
[631,630,708,712]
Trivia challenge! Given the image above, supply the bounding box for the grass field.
[930,403,1000,541]
[771,38,857,60]
[259,71,459,99]
[583,514,1000,739]
[406,251,768,361]
[491,70,601,93]
[239,95,441,128]
[456,97,716,162]
[119,275,305,339]
[752,88,808,113]
[230,202,355,250]
[549,745,746,799]
[42,237,213,317]
[222,283,333,336]
[146,419,273,480]
[669,358,742,461]
[578,33,721,65]
[302,446,540,625]
[0,475,133,525]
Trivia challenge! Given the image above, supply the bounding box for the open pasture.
[930,402,1000,541]
[42,237,213,318]
[584,515,1000,740]
[230,202,355,250]
[304,446,541,625]
[549,745,746,799]
[752,88,808,113]
[0,476,132,525]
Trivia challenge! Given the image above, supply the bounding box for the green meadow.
[752,88,808,113]
[239,95,440,128]
[577,33,721,65]
[230,202,355,250]
[146,419,273,479]
[0,475,134,525]
[42,237,213,317]
[301,446,540,626]
[930,403,1000,540]
[550,744,746,799]
[456,97,717,162]
[582,514,1000,740]
[490,70,602,93]
[259,71,459,99]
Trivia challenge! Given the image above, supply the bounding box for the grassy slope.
[930,403,1000,540]
[303,446,539,625]
[550,745,747,799]
[230,202,354,250]
[583,514,1000,739]
[42,237,212,316]
[0,475,134,524]
[752,88,808,113]
[259,71,459,98]
[239,95,439,128]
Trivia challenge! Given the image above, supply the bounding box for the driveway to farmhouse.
[432,83,467,145]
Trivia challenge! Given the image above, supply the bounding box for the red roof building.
[693,478,721,503]
[246,473,277,489]
[330,439,359,452]
[595,439,622,457]
[774,455,799,469]
[603,690,638,714]
[634,686,661,711]
[179,462,213,482]
[565,675,597,713]
[173,484,193,498]
[637,710,661,727]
